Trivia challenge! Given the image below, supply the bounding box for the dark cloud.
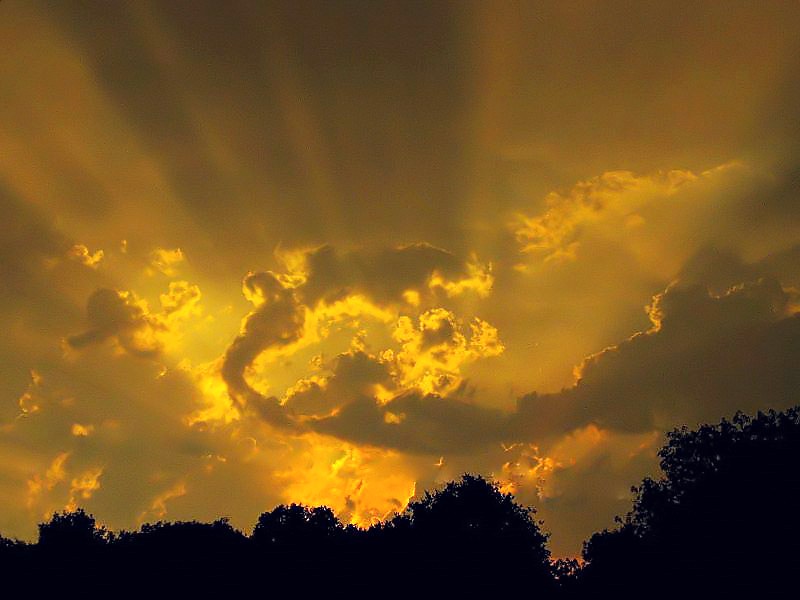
[219,244,491,424]
[680,244,800,293]
[285,351,390,417]
[220,271,304,423]
[67,288,161,357]
[302,276,800,457]
[296,243,474,306]
[516,278,800,437]
[312,391,507,456]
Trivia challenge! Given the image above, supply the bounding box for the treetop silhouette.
[1,406,798,599]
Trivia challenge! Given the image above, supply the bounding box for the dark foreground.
[2,406,799,598]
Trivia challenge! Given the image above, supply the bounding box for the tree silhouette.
[110,518,247,594]
[401,474,549,560]
[252,503,342,549]
[1,407,798,598]
[364,474,554,597]
[24,508,112,595]
[37,507,109,550]
[249,503,349,594]
[578,407,800,598]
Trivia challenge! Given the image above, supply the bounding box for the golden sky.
[2,0,800,557]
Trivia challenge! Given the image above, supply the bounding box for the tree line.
[2,406,798,598]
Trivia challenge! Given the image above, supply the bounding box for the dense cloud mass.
[1,0,800,557]
[221,271,305,423]
[291,276,800,458]
[515,278,800,435]
[295,243,489,305]
[67,288,161,356]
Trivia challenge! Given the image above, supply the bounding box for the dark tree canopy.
[252,503,342,548]
[402,474,551,571]
[366,474,554,596]
[1,406,799,599]
[37,507,109,550]
[578,407,800,598]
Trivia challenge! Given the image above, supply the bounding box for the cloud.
[217,238,800,467]
[218,245,498,426]
[282,243,493,307]
[679,243,800,293]
[486,160,797,406]
[68,244,104,269]
[66,466,103,511]
[313,390,508,456]
[498,426,661,558]
[391,309,504,396]
[515,277,800,437]
[149,248,185,277]
[278,267,800,557]
[66,280,204,359]
[510,162,777,276]
[487,271,800,555]
[273,269,800,462]
[220,271,305,423]
[271,433,419,527]
[222,304,509,450]
[514,169,699,262]
[71,423,94,437]
[26,452,70,510]
[284,350,391,418]
[67,288,163,357]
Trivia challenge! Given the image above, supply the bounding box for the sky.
[2,0,800,557]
